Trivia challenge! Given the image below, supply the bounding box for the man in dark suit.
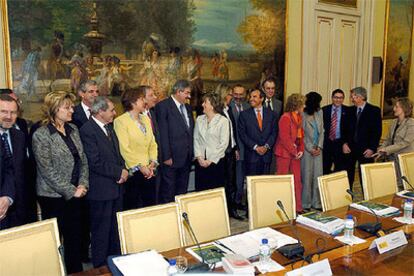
[72,80,99,129]
[239,89,277,176]
[261,77,282,174]
[343,86,382,189]
[80,96,128,268]
[71,80,98,261]
[143,85,161,204]
[0,94,29,227]
[322,89,350,174]
[229,85,250,211]
[156,80,194,203]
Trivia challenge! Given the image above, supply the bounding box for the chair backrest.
[247,175,296,230]
[175,188,231,246]
[117,203,183,254]
[360,162,398,200]
[398,152,414,190]
[0,218,65,276]
[317,171,352,211]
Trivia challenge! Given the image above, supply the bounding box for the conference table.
[74,194,414,275]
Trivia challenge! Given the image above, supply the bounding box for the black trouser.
[38,196,83,274]
[346,148,374,190]
[246,158,271,176]
[159,162,191,203]
[123,171,156,210]
[323,139,348,174]
[194,158,225,191]
[89,198,122,268]
[223,149,237,211]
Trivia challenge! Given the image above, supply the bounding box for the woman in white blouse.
[194,92,230,191]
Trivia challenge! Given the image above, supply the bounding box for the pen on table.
[215,241,236,254]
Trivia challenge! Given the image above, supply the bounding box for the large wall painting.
[383,0,413,117]
[7,0,286,122]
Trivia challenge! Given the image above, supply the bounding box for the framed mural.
[383,0,413,117]
[5,0,286,123]
[318,0,357,8]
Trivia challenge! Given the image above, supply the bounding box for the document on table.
[216,227,298,259]
[112,250,169,276]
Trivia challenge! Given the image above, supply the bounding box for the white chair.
[0,218,65,275]
[360,162,398,200]
[318,170,352,211]
[247,175,296,230]
[398,152,414,190]
[117,203,183,254]
[175,188,231,246]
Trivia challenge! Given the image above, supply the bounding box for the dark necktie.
[148,111,155,133]
[236,103,242,113]
[354,107,363,142]
[104,124,113,141]
[329,107,338,141]
[1,132,12,158]
[180,104,189,128]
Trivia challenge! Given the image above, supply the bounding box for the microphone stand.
[401,176,414,198]
[276,200,305,259]
[182,212,210,272]
[346,190,384,237]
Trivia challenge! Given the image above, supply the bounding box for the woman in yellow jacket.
[114,86,158,209]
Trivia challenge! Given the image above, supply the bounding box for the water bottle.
[403,199,413,221]
[344,215,355,241]
[259,238,271,265]
[167,259,178,275]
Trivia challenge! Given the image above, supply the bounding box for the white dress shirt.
[92,116,108,136]
[194,113,230,164]
[81,101,91,119]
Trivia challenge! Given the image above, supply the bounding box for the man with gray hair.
[156,79,194,203]
[72,80,99,129]
[80,96,128,267]
[343,86,382,190]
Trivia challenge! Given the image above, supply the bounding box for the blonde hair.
[285,93,305,112]
[215,83,233,104]
[41,91,76,125]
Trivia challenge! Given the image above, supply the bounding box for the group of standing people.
[1,76,414,274]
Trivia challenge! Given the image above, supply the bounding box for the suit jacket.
[8,128,28,226]
[264,96,283,122]
[80,118,125,201]
[381,117,414,155]
[155,97,194,168]
[229,100,250,161]
[32,123,89,200]
[114,112,158,169]
[148,108,161,160]
[72,104,89,129]
[238,107,277,163]
[302,110,324,153]
[344,103,382,152]
[322,104,349,145]
[0,145,15,229]
[223,105,238,152]
[274,112,305,158]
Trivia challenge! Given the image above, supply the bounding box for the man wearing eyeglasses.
[156,80,194,203]
[322,89,350,174]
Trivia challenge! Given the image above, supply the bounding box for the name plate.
[286,259,332,276]
[368,230,408,254]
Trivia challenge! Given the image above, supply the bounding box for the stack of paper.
[296,212,344,235]
[397,190,414,200]
[185,242,231,267]
[216,227,298,259]
[350,201,400,217]
[222,254,255,275]
[112,250,169,276]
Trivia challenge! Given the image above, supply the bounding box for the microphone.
[401,176,414,191]
[276,200,305,259]
[346,190,383,236]
[181,212,210,272]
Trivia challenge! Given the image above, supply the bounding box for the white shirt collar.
[92,116,108,135]
[81,101,91,119]
[171,95,183,109]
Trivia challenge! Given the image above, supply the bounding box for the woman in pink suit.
[274,93,306,214]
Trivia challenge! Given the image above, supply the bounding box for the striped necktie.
[1,132,12,158]
[329,107,338,140]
